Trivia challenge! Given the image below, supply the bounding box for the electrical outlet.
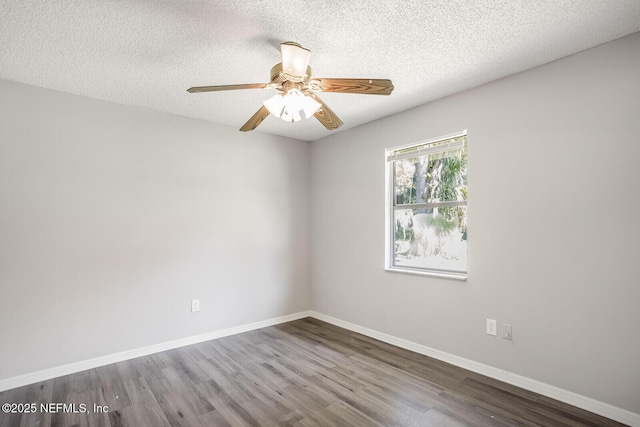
[191,299,200,313]
[486,319,497,336]
[503,324,512,340]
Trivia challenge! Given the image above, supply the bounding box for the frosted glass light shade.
[280,43,311,77]
[263,93,286,117]
[301,95,321,117]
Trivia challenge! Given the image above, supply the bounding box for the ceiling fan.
[187,42,394,132]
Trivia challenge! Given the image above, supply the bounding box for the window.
[385,131,467,279]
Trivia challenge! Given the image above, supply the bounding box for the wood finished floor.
[0,318,626,427]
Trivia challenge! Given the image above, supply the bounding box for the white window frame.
[384,130,468,280]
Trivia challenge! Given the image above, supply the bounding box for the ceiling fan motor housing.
[270,63,313,87]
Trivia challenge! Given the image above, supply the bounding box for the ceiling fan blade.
[239,105,271,132]
[309,94,343,131]
[312,78,394,95]
[187,83,269,93]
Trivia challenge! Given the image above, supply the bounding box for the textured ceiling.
[1,1,639,141]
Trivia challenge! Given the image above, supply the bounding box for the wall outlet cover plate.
[486,319,497,336]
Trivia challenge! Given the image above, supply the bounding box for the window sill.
[384,267,467,281]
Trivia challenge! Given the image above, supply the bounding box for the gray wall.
[310,32,640,414]
[0,79,310,379]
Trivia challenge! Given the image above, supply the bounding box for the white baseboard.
[0,310,310,393]
[309,311,640,427]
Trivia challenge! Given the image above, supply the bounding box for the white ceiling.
[1,1,639,142]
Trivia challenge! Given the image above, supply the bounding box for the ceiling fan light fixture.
[263,89,321,123]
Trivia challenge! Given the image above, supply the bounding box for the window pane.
[393,207,467,272]
[394,147,467,205]
[394,159,418,204]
